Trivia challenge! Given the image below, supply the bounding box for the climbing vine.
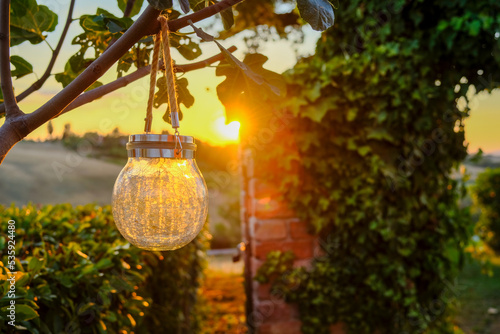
[250,0,500,333]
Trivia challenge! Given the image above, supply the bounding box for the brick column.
[241,148,343,334]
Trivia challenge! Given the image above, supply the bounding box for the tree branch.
[0,0,246,164]
[0,0,20,116]
[0,0,76,117]
[61,46,237,114]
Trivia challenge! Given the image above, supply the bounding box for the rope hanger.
[144,16,180,135]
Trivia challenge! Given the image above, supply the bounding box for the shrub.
[472,168,500,253]
[0,203,207,333]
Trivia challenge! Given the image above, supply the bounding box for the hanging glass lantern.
[112,16,208,250]
[112,134,208,250]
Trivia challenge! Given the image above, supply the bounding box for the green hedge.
[0,203,207,333]
[472,168,500,253]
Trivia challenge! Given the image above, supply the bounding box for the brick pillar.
[240,148,343,334]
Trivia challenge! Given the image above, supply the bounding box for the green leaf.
[10,0,58,46]
[189,0,211,11]
[366,128,395,142]
[170,34,202,60]
[10,55,33,79]
[155,76,194,110]
[179,0,190,13]
[216,53,285,123]
[296,0,335,31]
[147,0,173,10]
[117,0,145,17]
[221,7,234,30]
[357,146,370,156]
[468,20,481,36]
[28,256,45,274]
[217,46,282,96]
[9,305,39,322]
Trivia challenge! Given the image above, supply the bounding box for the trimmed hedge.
[0,203,208,333]
[472,168,500,253]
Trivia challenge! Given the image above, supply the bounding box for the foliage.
[3,0,335,119]
[250,0,500,333]
[0,203,208,333]
[472,168,500,254]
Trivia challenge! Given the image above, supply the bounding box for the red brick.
[255,282,271,300]
[251,257,264,276]
[253,240,315,260]
[252,180,281,199]
[254,197,295,219]
[330,323,346,334]
[254,220,287,241]
[242,149,254,178]
[293,259,314,270]
[258,320,303,334]
[289,221,314,240]
[256,301,299,323]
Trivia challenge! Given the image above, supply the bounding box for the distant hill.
[0,141,122,206]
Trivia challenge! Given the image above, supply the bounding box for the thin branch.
[152,0,245,33]
[0,0,75,118]
[61,46,237,114]
[0,0,19,115]
[24,6,162,132]
[123,0,137,17]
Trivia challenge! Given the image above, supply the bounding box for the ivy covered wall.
[245,0,500,333]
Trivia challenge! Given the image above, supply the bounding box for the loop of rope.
[144,15,181,134]
[144,32,161,133]
[158,16,180,130]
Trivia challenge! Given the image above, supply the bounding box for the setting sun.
[214,117,240,142]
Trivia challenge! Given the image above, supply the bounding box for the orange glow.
[214,117,240,142]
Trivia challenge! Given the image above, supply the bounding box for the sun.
[215,117,240,142]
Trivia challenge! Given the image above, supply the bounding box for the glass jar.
[112,134,208,250]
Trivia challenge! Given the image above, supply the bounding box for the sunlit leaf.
[170,34,202,60]
[10,0,58,46]
[296,0,335,31]
[220,7,234,30]
[117,0,145,17]
[10,55,33,79]
[155,76,194,110]
[216,53,285,123]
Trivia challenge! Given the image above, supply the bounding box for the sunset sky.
[3,0,499,152]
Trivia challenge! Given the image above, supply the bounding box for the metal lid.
[126,134,196,158]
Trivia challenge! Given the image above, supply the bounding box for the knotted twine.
[144,16,180,134]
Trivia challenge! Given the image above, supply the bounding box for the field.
[0,141,239,244]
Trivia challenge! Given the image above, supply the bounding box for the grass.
[200,270,247,334]
[455,256,500,333]
[201,254,247,333]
